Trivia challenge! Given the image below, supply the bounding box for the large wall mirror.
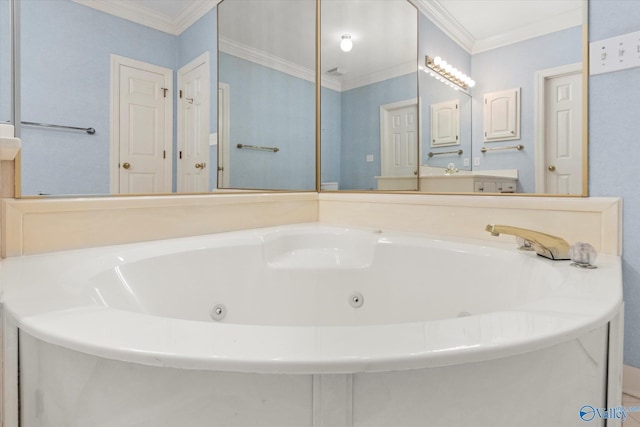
[322,0,586,195]
[218,0,316,191]
[417,0,586,195]
[3,0,587,197]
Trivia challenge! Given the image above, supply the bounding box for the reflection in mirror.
[320,0,418,191]
[217,0,316,191]
[415,0,585,194]
[0,0,11,124]
[18,0,219,196]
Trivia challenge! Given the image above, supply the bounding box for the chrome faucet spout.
[485,224,570,260]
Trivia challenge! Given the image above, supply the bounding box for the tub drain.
[210,304,226,321]
[349,292,364,308]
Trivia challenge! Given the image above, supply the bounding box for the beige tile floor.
[623,394,640,426]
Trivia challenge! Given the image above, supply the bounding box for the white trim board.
[412,0,583,54]
[624,365,640,399]
[72,0,220,36]
[219,37,415,93]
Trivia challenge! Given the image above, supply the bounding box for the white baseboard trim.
[624,364,640,398]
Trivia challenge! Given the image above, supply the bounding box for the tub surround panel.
[19,326,608,427]
[2,193,622,258]
[2,193,318,257]
[352,326,607,427]
[20,333,314,427]
[319,193,622,256]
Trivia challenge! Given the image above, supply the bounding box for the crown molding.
[72,0,220,36]
[174,1,219,35]
[219,37,317,85]
[471,8,583,54]
[414,0,582,55]
[413,0,475,53]
[340,61,417,92]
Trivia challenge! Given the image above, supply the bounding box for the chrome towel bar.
[22,121,96,135]
[481,144,523,153]
[237,143,280,153]
[428,149,463,157]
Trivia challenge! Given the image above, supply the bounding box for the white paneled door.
[380,99,418,181]
[177,52,210,193]
[545,71,582,195]
[110,55,173,194]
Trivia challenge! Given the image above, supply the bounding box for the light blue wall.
[218,53,315,190]
[177,7,218,190]
[20,0,177,195]
[19,0,219,195]
[589,0,640,369]
[418,11,472,170]
[419,73,472,170]
[0,0,10,123]
[471,27,582,192]
[321,86,342,184]
[340,73,417,190]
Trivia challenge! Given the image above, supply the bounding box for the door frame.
[177,51,210,192]
[109,54,173,194]
[218,82,230,187]
[534,62,581,194]
[379,98,418,176]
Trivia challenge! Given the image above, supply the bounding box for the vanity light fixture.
[424,55,475,91]
[340,34,353,52]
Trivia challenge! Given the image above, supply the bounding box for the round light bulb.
[433,56,442,66]
[444,64,453,73]
[468,79,476,88]
[340,35,353,52]
[440,60,448,69]
[451,67,458,76]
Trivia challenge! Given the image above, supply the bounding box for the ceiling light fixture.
[424,55,475,91]
[340,34,353,52]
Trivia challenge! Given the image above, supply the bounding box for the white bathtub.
[2,223,623,426]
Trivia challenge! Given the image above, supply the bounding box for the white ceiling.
[74,0,584,89]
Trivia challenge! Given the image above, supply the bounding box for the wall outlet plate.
[590,30,640,75]
[366,154,374,162]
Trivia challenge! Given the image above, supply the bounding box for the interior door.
[178,52,210,193]
[380,101,418,178]
[112,55,172,194]
[545,72,582,195]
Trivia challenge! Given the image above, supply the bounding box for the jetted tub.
[2,224,623,427]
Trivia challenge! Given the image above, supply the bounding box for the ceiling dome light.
[340,34,353,52]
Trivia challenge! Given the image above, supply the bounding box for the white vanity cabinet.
[483,88,521,142]
[420,175,517,193]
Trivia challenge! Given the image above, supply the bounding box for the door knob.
[548,165,556,172]
[122,162,131,169]
[195,162,206,169]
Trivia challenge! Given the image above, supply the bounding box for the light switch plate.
[366,154,374,162]
[590,30,640,75]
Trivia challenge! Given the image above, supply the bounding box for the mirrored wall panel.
[319,0,586,195]
[320,0,419,191]
[217,0,316,191]
[0,0,11,124]
[18,0,219,195]
[13,0,587,197]
[416,0,585,194]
